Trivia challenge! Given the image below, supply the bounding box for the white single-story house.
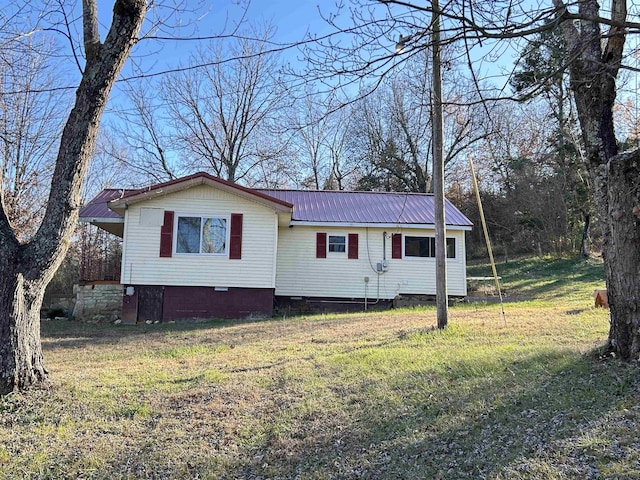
[79,172,473,321]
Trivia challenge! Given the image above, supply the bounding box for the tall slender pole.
[468,156,506,325]
[431,0,448,329]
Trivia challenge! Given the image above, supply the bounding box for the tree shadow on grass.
[40,309,392,353]
[40,316,280,351]
[506,271,604,301]
[223,350,640,479]
[469,256,605,302]
[23,319,639,479]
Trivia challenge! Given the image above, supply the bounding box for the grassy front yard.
[1,256,639,479]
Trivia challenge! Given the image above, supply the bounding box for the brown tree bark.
[580,212,590,259]
[0,0,146,395]
[603,151,640,358]
[556,0,640,359]
[0,263,48,391]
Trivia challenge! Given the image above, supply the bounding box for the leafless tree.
[463,102,574,254]
[289,93,334,189]
[325,104,361,190]
[163,25,288,183]
[83,131,149,200]
[287,91,360,190]
[552,0,640,358]
[349,51,488,192]
[0,0,147,394]
[106,81,177,184]
[0,36,68,240]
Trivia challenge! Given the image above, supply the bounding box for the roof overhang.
[288,221,473,231]
[108,173,293,215]
[79,217,124,237]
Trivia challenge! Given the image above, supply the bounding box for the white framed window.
[328,235,346,253]
[404,236,456,259]
[175,215,228,255]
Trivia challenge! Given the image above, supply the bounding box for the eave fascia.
[288,221,472,231]
[78,216,124,224]
[108,176,293,215]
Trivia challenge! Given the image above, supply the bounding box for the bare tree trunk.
[0,266,48,394]
[602,151,640,358]
[580,212,590,259]
[555,0,640,359]
[0,0,146,394]
[431,0,448,329]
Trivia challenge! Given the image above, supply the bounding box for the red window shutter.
[348,233,359,259]
[392,233,402,259]
[229,213,243,259]
[159,211,174,257]
[316,232,327,258]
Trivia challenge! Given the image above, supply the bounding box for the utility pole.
[396,0,448,328]
[431,0,448,329]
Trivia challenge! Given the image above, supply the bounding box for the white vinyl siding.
[275,226,467,299]
[121,184,278,288]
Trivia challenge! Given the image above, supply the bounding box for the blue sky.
[242,0,328,42]
[0,0,331,83]
[71,1,336,124]
[0,1,513,92]
[118,1,333,78]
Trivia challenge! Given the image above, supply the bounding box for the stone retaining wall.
[72,283,123,323]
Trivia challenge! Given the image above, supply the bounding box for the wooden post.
[432,0,448,329]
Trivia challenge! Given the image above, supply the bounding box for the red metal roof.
[113,172,293,209]
[79,189,139,219]
[257,189,472,227]
[79,176,472,228]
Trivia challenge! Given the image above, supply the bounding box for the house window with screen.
[328,235,346,253]
[404,236,456,259]
[446,237,456,258]
[176,216,227,254]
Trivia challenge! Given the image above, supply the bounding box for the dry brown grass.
[1,257,639,479]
